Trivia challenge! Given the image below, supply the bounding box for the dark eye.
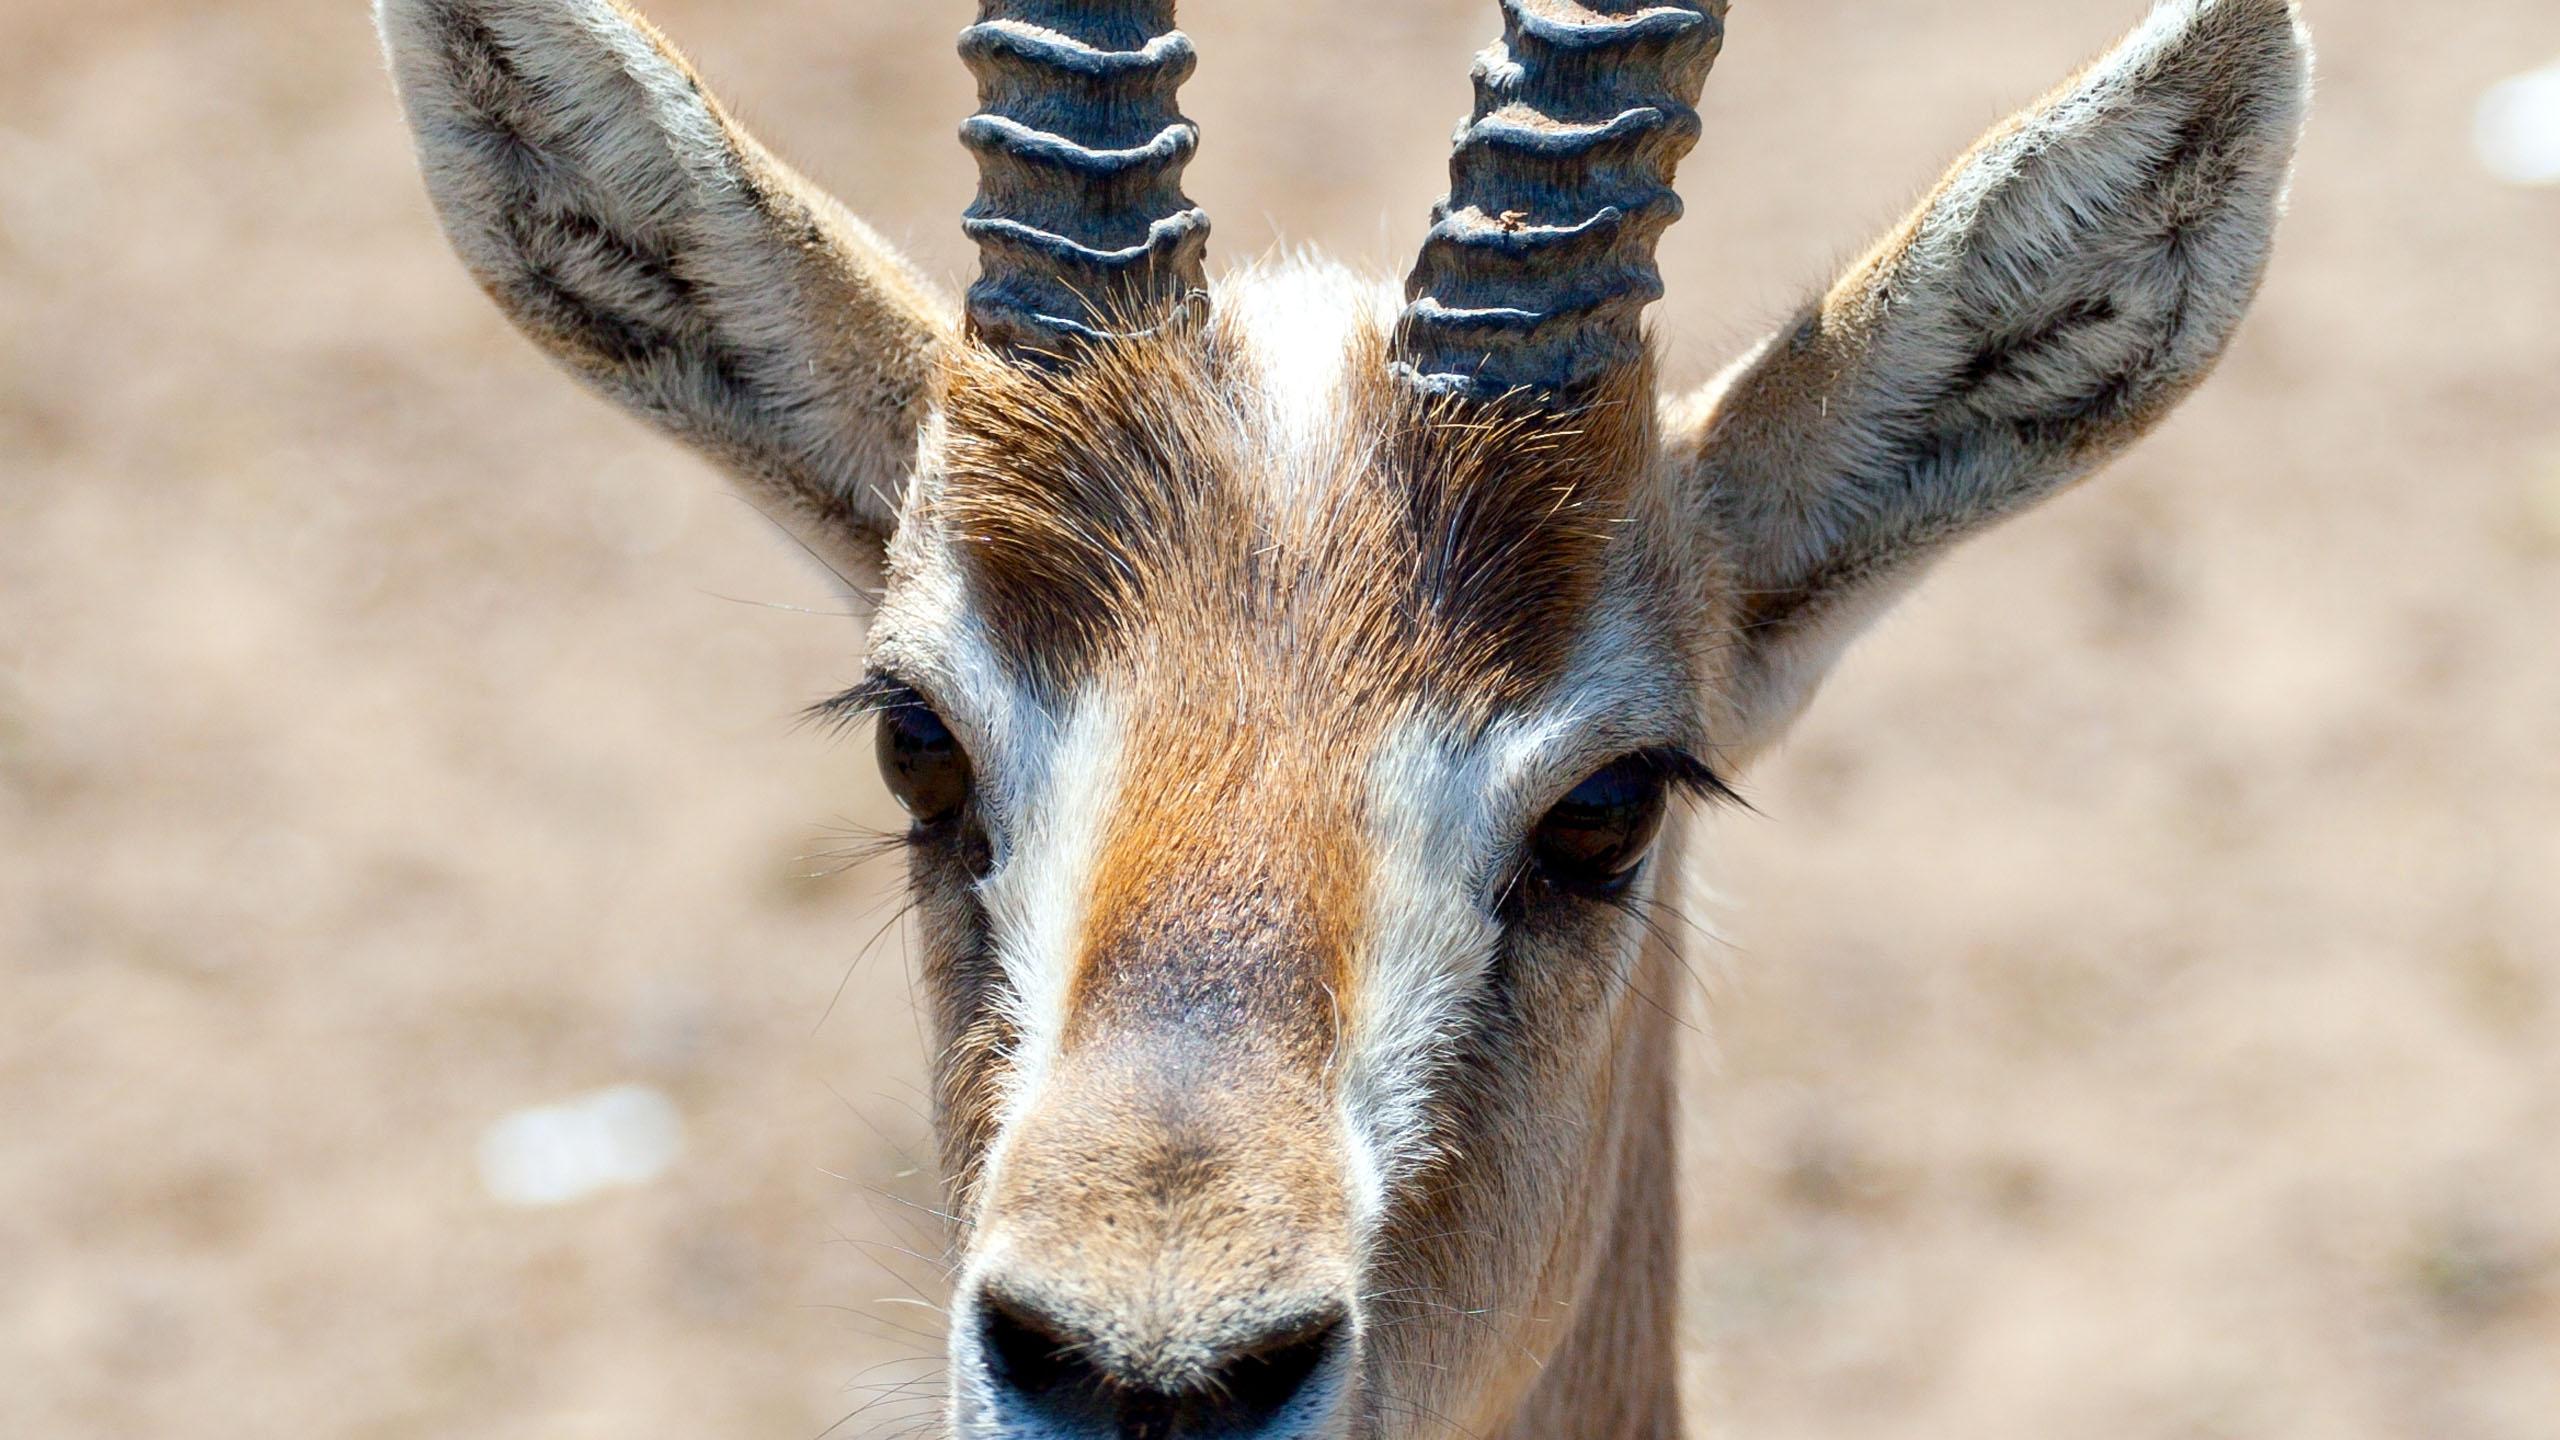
[876,695,973,826]
[1530,755,1671,897]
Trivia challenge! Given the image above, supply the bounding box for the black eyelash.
[800,819,915,878]
[806,671,923,738]
[1639,746,1752,814]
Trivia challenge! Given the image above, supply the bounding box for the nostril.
[977,1287,1349,1435]
[1207,1307,1347,1426]
[980,1292,1112,1419]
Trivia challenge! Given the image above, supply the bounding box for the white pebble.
[478,1084,686,1208]
[2475,61,2560,187]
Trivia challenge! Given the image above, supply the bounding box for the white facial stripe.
[1339,717,1500,1232]
[1335,604,1703,1236]
[865,532,1128,1234]
[974,687,1128,1146]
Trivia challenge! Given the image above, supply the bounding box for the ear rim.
[1664,0,2313,764]
[375,0,958,597]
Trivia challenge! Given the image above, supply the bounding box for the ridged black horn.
[960,1,1210,358]
[1397,0,1726,400]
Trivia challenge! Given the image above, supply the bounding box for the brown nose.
[963,1037,1359,1434]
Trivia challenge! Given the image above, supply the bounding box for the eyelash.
[1630,746,1747,811]
[809,672,918,736]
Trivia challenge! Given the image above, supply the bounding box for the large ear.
[1666,0,2309,760]
[376,0,954,593]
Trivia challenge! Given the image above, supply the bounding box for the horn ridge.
[1399,0,1726,400]
[961,1,1209,358]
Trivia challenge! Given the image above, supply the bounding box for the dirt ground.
[3,1,2555,1437]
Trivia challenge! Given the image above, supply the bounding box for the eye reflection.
[1529,754,1676,896]
[876,691,973,826]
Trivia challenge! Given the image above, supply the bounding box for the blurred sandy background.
[3,1,2555,1436]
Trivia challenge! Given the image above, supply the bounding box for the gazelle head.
[380,1,2308,1435]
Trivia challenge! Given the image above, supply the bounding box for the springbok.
[379,0,2310,1434]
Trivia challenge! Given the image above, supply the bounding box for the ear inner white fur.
[1668,0,2311,759]
[374,0,952,592]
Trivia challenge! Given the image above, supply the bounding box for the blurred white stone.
[478,1084,685,1208]
[2475,61,2560,186]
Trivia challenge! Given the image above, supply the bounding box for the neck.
[1492,851,1690,1440]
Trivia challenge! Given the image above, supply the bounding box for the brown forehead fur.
[931,314,1657,720]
